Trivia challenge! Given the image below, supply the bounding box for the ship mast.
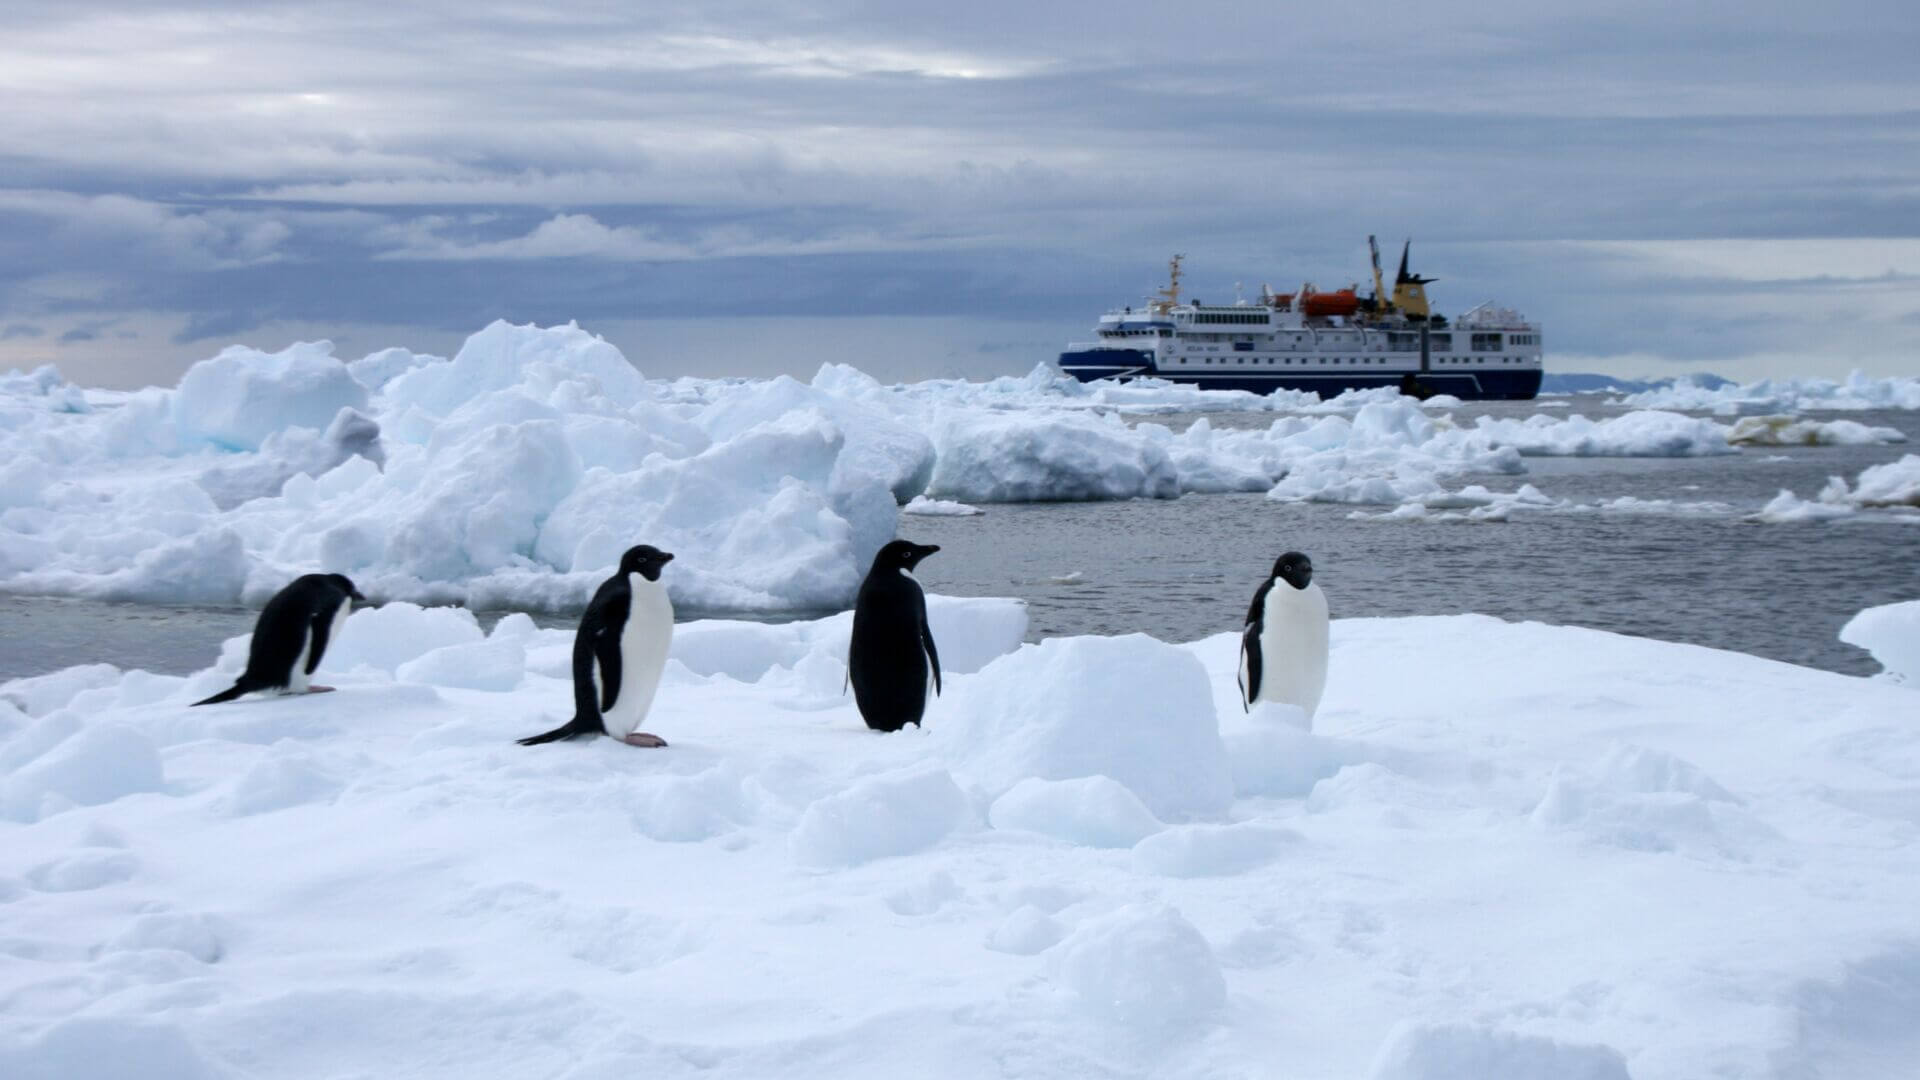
[1152,254,1184,312]
[1369,235,1391,315]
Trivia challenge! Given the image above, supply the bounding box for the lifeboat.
[1301,288,1359,318]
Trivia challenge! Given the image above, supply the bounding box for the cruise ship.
[1057,240,1543,400]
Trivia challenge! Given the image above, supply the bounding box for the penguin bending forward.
[849,540,941,732]
[1237,551,1329,718]
[518,545,675,748]
[193,573,365,705]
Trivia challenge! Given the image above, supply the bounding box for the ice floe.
[1618,371,1920,414]
[1,602,1916,1076]
[1840,599,1920,684]
[3,325,1915,609]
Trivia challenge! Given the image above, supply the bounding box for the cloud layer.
[2,0,1917,386]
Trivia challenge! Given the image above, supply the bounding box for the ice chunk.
[1841,599,1920,683]
[1727,415,1905,446]
[901,495,983,516]
[789,765,970,868]
[1,663,122,717]
[939,634,1233,819]
[927,410,1180,502]
[395,636,527,692]
[382,319,647,417]
[322,602,485,674]
[171,340,369,452]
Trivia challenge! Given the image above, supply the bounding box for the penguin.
[192,573,365,705]
[848,540,942,732]
[518,544,675,748]
[1237,551,1329,718]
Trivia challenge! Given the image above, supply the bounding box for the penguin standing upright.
[1237,551,1330,718]
[193,574,365,705]
[848,540,942,732]
[518,544,675,748]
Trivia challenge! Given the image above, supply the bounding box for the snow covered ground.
[6,322,1916,613]
[2,596,1917,1079]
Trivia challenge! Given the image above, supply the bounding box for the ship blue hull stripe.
[1056,349,1542,401]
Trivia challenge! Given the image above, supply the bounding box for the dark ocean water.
[3,398,1916,683]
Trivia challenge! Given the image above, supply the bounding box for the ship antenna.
[1153,254,1185,311]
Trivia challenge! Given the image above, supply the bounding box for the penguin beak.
[350,589,368,604]
[658,552,674,564]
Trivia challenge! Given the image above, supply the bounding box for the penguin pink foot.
[622,732,668,748]
[305,686,337,694]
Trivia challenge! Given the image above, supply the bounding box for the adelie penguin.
[518,544,676,749]
[1237,551,1330,719]
[192,574,366,705]
[848,540,942,732]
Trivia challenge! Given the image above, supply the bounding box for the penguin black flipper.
[590,599,628,713]
[1244,576,1275,627]
[1239,621,1265,708]
[305,610,335,675]
[920,612,942,697]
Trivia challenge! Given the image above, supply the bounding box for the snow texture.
[1,604,1919,1077]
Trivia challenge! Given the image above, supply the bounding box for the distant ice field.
[7,400,1916,681]
[2,324,1917,679]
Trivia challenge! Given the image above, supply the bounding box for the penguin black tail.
[192,679,257,707]
[516,715,602,746]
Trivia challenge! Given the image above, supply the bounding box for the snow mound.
[987,775,1164,848]
[1131,822,1300,877]
[789,765,971,868]
[1841,599,1920,683]
[938,634,1233,819]
[322,602,483,674]
[0,1016,230,1080]
[1529,745,1761,858]
[1,722,164,822]
[1046,904,1226,1029]
[1367,1022,1631,1080]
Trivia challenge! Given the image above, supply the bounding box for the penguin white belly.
[1254,581,1329,717]
[287,626,313,694]
[599,574,674,738]
[286,602,349,694]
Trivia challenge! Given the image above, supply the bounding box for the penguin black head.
[619,544,675,582]
[325,573,368,603]
[1271,552,1312,590]
[875,539,940,572]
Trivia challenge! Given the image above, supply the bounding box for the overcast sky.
[3,0,1916,388]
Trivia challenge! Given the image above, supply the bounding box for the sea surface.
[3,397,1917,683]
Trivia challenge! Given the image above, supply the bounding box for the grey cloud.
[1,0,1916,384]
[1,322,43,340]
